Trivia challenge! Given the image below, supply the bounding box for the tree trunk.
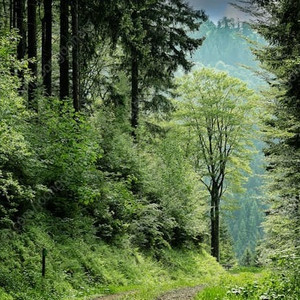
[210,186,220,262]
[10,0,14,29]
[28,0,37,109]
[16,0,25,60]
[60,0,69,100]
[42,0,52,96]
[0,0,9,28]
[71,0,79,111]
[131,47,139,138]
[15,0,26,92]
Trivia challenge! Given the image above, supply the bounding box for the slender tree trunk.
[211,185,220,262]
[60,0,69,100]
[42,0,52,96]
[131,47,139,138]
[28,0,37,109]
[12,0,17,28]
[9,0,15,76]
[15,0,26,92]
[10,0,14,29]
[71,0,79,111]
[16,0,25,60]
[1,0,9,28]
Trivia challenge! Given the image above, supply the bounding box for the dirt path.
[92,291,136,300]
[156,285,204,300]
[92,285,205,300]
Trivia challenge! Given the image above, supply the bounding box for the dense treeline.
[0,0,300,299]
[0,0,256,271]
[0,2,213,297]
[237,0,300,262]
[234,0,300,296]
[0,0,208,248]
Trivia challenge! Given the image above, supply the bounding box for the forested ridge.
[0,0,299,299]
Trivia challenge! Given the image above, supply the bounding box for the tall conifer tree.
[28,0,37,108]
[42,0,52,96]
[60,0,69,100]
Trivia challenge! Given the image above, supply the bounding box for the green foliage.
[220,223,237,266]
[0,31,34,228]
[196,268,274,300]
[237,1,300,277]
[170,68,259,260]
[90,98,207,249]
[173,68,258,192]
[27,98,101,216]
[240,248,255,267]
[0,212,223,300]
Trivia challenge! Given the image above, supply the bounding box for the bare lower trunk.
[71,0,79,111]
[28,0,37,109]
[210,187,220,262]
[16,0,26,93]
[42,0,52,96]
[60,0,69,100]
[131,47,139,138]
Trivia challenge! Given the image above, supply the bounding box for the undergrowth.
[196,265,300,300]
[0,213,224,300]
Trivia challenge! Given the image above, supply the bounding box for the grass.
[84,248,226,300]
[0,213,225,300]
[195,267,271,300]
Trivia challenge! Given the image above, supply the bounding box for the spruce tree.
[235,0,300,256]
[88,0,206,135]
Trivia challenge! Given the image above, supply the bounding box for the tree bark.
[28,0,37,109]
[10,0,14,29]
[16,0,25,60]
[59,0,69,100]
[210,185,220,262]
[15,0,26,92]
[42,0,52,96]
[1,0,9,28]
[131,47,139,138]
[71,0,79,111]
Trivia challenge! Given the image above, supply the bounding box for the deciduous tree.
[174,69,257,261]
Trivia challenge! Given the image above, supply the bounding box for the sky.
[188,0,248,23]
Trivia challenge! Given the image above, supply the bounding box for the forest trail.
[93,291,136,299]
[156,285,204,300]
[92,285,204,300]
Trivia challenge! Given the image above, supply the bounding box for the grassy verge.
[195,267,271,300]
[0,214,225,300]
[91,250,225,300]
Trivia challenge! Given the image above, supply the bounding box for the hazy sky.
[188,0,247,22]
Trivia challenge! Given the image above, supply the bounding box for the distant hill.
[192,18,266,89]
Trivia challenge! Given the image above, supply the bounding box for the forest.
[0,0,299,299]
